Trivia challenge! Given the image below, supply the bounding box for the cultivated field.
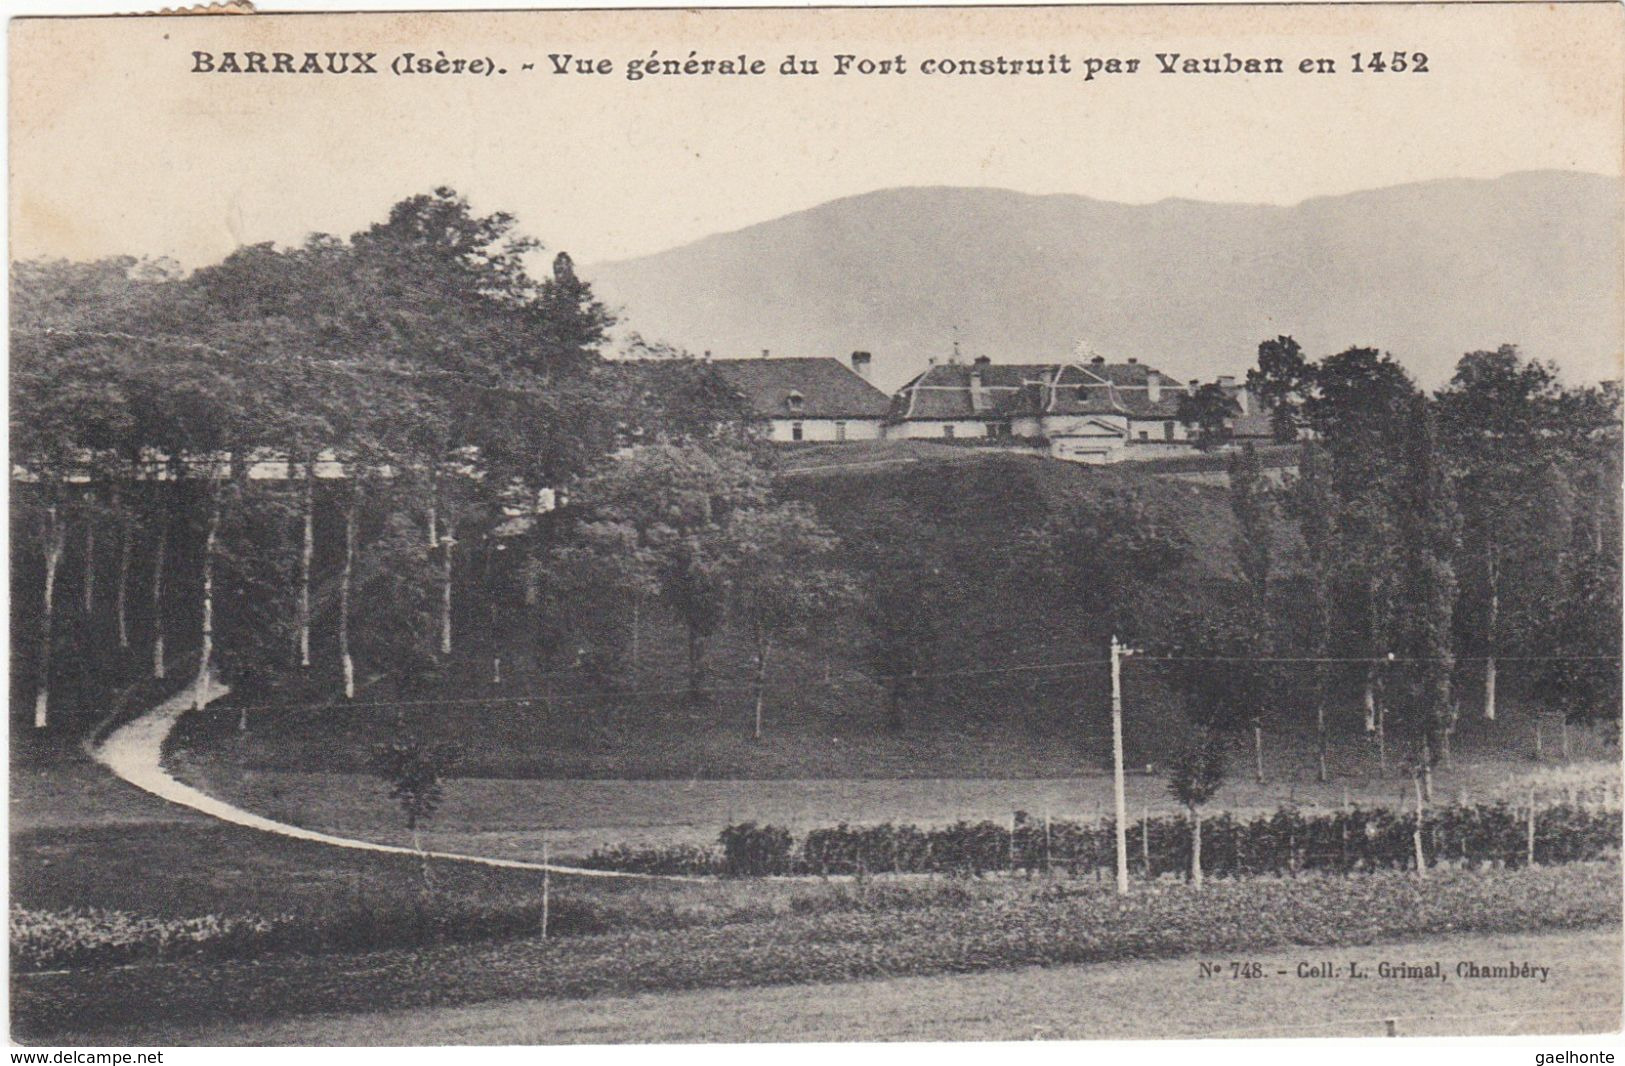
[128,927,1625,1045]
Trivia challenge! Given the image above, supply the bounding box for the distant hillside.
[587,171,1623,392]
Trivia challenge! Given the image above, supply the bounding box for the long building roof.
[891,359,1194,421]
[709,356,892,419]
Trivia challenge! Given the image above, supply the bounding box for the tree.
[1167,727,1226,890]
[192,247,347,673]
[1532,441,1623,731]
[1023,488,1189,648]
[1228,444,1274,611]
[341,189,619,667]
[564,443,770,703]
[1283,442,1340,781]
[1387,395,1460,798]
[1159,608,1262,888]
[1176,384,1241,451]
[370,729,462,887]
[10,326,133,726]
[854,502,957,732]
[1246,335,1312,442]
[1302,347,1421,754]
[1435,346,1567,720]
[724,503,855,739]
[10,257,191,723]
[1227,442,1278,783]
[536,519,661,689]
[604,339,759,447]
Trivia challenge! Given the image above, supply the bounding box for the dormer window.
[785,391,804,412]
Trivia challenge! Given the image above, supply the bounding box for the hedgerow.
[580,801,1622,877]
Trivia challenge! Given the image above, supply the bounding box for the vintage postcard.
[8,0,1623,1052]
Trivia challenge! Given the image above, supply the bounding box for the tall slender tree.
[1388,395,1460,799]
[724,503,855,739]
[1285,442,1340,781]
[1227,443,1278,782]
[1435,346,1566,720]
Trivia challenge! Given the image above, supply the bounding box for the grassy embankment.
[170,448,1605,786]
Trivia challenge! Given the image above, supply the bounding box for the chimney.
[1188,378,1200,395]
[1217,375,1236,387]
[761,348,771,359]
[974,354,991,366]
[1126,357,1137,365]
[1091,355,1106,366]
[702,349,712,362]
[969,363,988,412]
[850,350,872,380]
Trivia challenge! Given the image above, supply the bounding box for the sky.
[10,5,1623,273]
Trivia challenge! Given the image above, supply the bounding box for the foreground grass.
[14,862,1620,1042]
[129,927,1625,1045]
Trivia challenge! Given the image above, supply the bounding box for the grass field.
[16,867,1619,1044]
[12,720,1622,1043]
[168,746,1622,861]
[126,927,1624,1045]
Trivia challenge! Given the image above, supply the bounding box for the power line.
[1136,654,1617,664]
[194,649,1618,720]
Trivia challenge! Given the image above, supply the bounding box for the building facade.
[888,354,1273,463]
[708,352,892,443]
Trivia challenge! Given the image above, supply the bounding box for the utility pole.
[1111,635,1132,895]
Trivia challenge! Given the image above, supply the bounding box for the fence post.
[1141,803,1151,879]
[1534,720,1543,761]
[1043,808,1052,876]
[541,838,551,941]
[1412,774,1427,880]
[1384,1018,1398,1038]
[1526,788,1537,868]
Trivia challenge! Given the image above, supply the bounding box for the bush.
[581,842,724,877]
[719,822,794,876]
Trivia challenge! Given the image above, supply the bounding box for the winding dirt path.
[90,679,695,881]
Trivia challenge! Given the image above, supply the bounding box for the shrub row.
[581,802,1623,878]
[12,891,752,973]
[11,908,276,971]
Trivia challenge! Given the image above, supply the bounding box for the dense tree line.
[12,201,1619,791]
[1147,339,1620,883]
[8,188,805,732]
[1130,343,1615,866]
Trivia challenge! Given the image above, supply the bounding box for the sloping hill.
[587,171,1623,392]
[174,450,1295,779]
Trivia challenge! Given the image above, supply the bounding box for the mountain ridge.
[586,171,1623,392]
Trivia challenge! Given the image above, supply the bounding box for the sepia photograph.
[6,0,1624,1049]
